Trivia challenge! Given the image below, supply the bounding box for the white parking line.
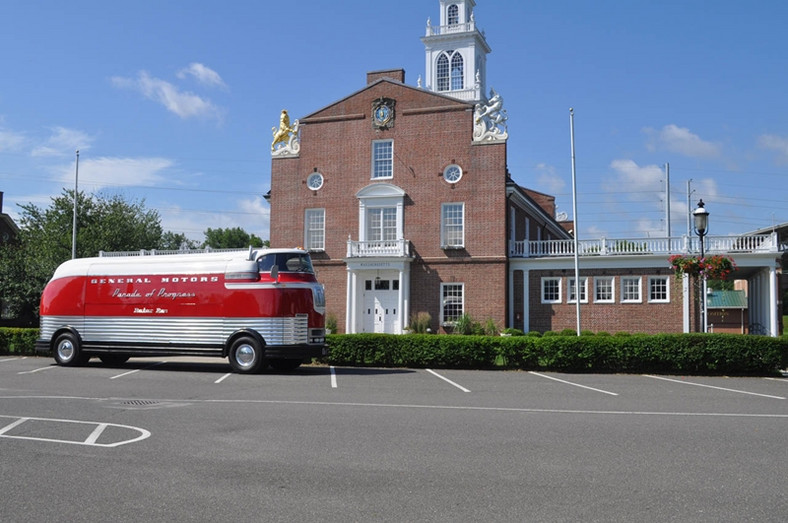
[645,375,785,399]
[529,371,619,396]
[330,366,338,388]
[426,369,471,392]
[109,361,168,379]
[214,373,232,384]
[1,357,26,363]
[0,415,151,447]
[17,366,57,375]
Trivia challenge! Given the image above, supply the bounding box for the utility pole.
[665,163,671,237]
[686,179,693,239]
[569,108,581,336]
[72,150,79,260]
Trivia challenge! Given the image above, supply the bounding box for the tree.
[159,231,199,250]
[202,227,267,249]
[0,190,166,322]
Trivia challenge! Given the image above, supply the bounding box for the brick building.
[268,0,784,336]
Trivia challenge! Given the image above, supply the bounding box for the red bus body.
[36,248,326,373]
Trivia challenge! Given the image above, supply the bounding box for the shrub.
[408,312,432,333]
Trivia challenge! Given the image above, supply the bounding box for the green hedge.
[325,333,788,376]
[0,328,40,355]
[4,328,787,376]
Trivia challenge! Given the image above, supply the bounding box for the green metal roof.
[706,290,747,309]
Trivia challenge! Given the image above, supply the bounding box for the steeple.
[421,0,491,102]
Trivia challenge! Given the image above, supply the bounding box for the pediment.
[356,183,406,199]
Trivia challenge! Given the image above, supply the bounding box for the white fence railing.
[509,233,779,258]
[347,239,410,258]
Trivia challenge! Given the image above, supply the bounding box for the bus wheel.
[270,359,302,371]
[53,332,90,366]
[228,336,265,374]
[99,354,130,366]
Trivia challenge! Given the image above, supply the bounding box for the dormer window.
[447,4,459,25]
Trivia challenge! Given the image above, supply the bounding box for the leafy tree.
[0,190,165,322]
[159,231,199,250]
[202,227,267,249]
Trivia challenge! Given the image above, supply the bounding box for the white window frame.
[440,282,464,326]
[567,277,588,304]
[371,140,393,179]
[620,276,642,303]
[441,202,465,249]
[304,208,325,252]
[648,276,670,303]
[541,277,562,304]
[594,277,615,303]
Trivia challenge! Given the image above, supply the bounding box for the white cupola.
[421,0,491,102]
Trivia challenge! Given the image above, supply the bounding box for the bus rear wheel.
[53,332,90,366]
[228,336,265,374]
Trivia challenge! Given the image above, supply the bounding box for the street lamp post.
[693,199,709,333]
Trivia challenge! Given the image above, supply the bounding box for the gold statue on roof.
[271,110,300,155]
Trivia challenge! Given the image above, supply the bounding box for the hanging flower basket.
[668,254,737,280]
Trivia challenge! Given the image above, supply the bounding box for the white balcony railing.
[347,239,411,258]
[425,21,476,37]
[509,233,779,258]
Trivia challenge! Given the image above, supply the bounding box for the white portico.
[344,183,413,334]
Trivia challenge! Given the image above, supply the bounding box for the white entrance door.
[362,278,400,333]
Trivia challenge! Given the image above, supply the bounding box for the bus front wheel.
[228,336,265,374]
[53,332,90,366]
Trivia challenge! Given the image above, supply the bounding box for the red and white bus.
[35,248,326,373]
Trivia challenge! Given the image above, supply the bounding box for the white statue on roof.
[473,88,508,142]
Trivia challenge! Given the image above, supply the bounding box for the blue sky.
[1,0,786,243]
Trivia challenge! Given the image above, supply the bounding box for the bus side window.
[257,255,275,272]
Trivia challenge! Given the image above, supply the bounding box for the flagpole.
[570,109,581,335]
[72,150,79,259]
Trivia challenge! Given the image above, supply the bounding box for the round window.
[443,164,462,183]
[307,172,324,190]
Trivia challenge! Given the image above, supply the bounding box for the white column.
[682,273,690,333]
[769,266,779,337]
[522,270,530,332]
[345,269,354,334]
[508,267,514,328]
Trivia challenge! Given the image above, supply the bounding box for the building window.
[541,277,561,304]
[567,277,588,303]
[649,276,670,303]
[437,52,451,91]
[367,207,397,242]
[443,164,463,183]
[441,203,464,248]
[441,283,464,325]
[451,53,464,90]
[372,140,393,179]
[447,4,459,25]
[304,209,325,251]
[621,277,642,303]
[594,277,615,303]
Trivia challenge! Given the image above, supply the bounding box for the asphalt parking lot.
[2,355,787,522]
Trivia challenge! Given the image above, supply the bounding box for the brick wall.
[528,268,686,334]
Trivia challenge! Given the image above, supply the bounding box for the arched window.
[447,4,459,25]
[437,53,450,91]
[451,53,464,90]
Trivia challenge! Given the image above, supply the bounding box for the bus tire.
[53,332,90,366]
[228,335,265,374]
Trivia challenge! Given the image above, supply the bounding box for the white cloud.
[0,127,26,152]
[159,197,270,242]
[606,159,664,196]
[534,163,566,194]
[111,71,223,121]
[758,134,788,164]
[56,156,174,191]
[643,124,721,158]
[31,126,93,157]
[176,63,227,89]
